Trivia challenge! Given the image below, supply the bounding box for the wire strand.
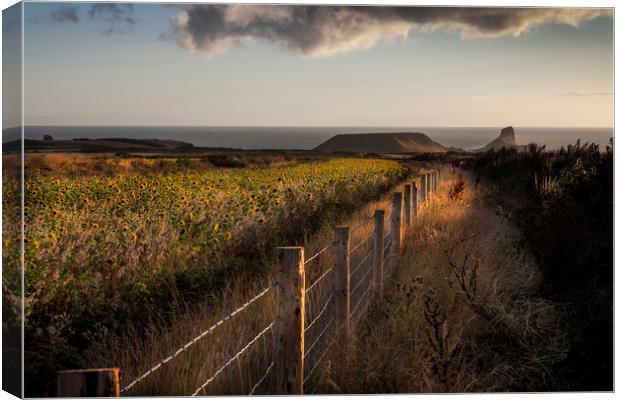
[350,215,373,232]
[303,337,336,385]
[304,243,333,265]
[351,263,373,296]
[305,294,333,333]
[249,361,274,396]
[350,248,373,279]
[349,234,372,255]
[306,266,333,294]
[351,282,373,319]
[121,285,274,394]
[191,322,274,396]
[304,316,334,358]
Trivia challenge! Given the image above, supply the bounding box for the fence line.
[190,321,275,396]
[57,164,454,397]
[120,284,275,394]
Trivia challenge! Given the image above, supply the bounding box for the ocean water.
[10,125,614,151]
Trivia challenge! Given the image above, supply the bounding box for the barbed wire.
[191,321,275,396]
[305,243,333,265]
[121,284,275,394]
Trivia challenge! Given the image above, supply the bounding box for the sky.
[2,3,614,128]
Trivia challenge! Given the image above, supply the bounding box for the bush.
[464,140,613,390]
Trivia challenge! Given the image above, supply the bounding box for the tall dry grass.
[323,172,568,393]
[82,172,418,396]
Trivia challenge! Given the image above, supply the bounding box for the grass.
[466,142,613,390]
[81,171,419,396]
[4,153,412,396]
[314,172,568,393]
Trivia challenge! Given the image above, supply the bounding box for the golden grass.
[318,172,568,393]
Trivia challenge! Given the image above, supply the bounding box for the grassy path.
[320,171,567,393]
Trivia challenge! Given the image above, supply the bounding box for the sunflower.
[129,232,138,242]
[224,231,232,241]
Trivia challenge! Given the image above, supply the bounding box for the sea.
[7,126,614,151]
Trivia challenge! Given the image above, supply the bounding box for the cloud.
[559,91,613,97]
[167,6,611,57]
[89,3,136,34]
[50,6,79,23]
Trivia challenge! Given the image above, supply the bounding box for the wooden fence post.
[419,174,426,206]
[275,247,305,395]
[412,182,418,221]
[424,174,430,201]
[334,227,351,345]
[403,183,412,227]
[373,210,385,300]
[57,368,120,397]
[391,192,403,250]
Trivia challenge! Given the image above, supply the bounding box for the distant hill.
[477,126,525,152]
[314,132,447,154]
[4,137,195,153]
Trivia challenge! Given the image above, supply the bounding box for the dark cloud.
[167,5,611,57]
[50,6,79,23]
[89,3,136,34]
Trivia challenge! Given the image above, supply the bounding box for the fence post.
[275,247,305,395]
[403,183,412,227]
[391,192,403,250]
[373,209,385,300]
[333,227,351,346]
[419,174,426,206]
[424,174,430,202]
[412,182,418,221]
[57,368,120,397]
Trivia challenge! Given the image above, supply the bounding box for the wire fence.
[67,167,453,397]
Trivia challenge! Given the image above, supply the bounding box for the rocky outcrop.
[477,126,519,151]
[313,132,447,154]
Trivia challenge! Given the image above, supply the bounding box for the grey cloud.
[50,6,79,23]
[89,3,136,34]
[167,5,611,57]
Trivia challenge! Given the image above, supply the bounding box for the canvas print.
[1,2,614,397]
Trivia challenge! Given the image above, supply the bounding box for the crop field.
[2,155,410,395]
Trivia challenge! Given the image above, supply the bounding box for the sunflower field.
[3,156,408,392]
